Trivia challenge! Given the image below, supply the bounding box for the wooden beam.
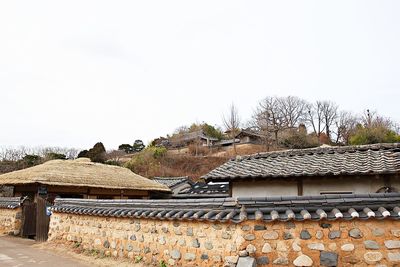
[47,186,87,194]
[384,175,391,187]
[297,178,303,196]
[88,188,148,196]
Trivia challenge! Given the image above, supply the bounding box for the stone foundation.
[0,207,22,235]
[48,212,400,266]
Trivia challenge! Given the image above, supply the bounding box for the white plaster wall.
[232,176,392,197]
[390,176,400,192]
[232,180,298,197]
[302,177,385,195]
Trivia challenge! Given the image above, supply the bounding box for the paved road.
[0,236,88,267]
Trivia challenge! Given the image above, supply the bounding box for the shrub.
[349,125,400,145]
[281,133,319,149]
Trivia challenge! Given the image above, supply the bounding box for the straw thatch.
[0,158,170,192]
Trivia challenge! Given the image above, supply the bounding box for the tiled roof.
[216,139,240,146]
[153,177,189,188]
[52,193,400,223]
[203,143,400,181]
[235,129,264,138]
[176,182,229,198]
[171,130,218,144]
[0,197,23,209]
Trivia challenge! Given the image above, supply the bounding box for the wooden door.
[22,202,36,237]
[36,197,50,242]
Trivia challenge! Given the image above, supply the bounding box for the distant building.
[215,138,241,147]
[169,130,218,148]
[203,143,400,198]
[153,176,229,198]
[153,176,192,195]
[235,129,265,144]
[176,181,229,198]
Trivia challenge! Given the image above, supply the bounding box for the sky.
[1,1,399,150]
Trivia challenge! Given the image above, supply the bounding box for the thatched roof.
[0,158,170,192]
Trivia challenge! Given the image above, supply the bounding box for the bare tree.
[362,109,394,129]
[254,97,286,148]
[106,150,126,163]
[320,101,338,139]
[306,100,338,143]
[306,101,325,141]
[333,111,359,145]
[64,148,79,159]
[223,103,241,155]
[278,96,308,128]
[0,146,80,161]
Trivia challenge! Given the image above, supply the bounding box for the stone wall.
[0,207,22,235]
[48,212,400,266]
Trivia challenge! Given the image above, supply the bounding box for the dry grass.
[124,150,229,180]
[211,144,269,157]
[123,144,274,180]
[156,154,229,180]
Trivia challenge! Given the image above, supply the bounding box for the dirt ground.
[0,235,144,267]
[38,240,146,267]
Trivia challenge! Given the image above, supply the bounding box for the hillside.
[121,143,270,180]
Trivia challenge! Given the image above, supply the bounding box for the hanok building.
[169,130,218,148]
[153,176,229,198]
[0,158,170,241]
[0,158,170,201]
[175,181,229,198]
[235,128,265,145]
[203,143,400,198]
[153,176,192,195]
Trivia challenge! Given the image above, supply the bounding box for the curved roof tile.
[203,143,400,181]
[52,193,400,223]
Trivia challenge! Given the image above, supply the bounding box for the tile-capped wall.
[48,212,400,266]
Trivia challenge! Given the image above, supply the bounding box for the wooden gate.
[36,197,50,242]
[22,201,36,237]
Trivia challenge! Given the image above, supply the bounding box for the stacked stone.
[49,214,245,267]
[237,220,400,266]
[49,212,400,266]
[0,207,22,235]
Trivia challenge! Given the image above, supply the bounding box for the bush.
[151,146,167,158]
[118,144,133,154]
[281,133,319,149]
[22,154,42,167]
[349,125,400,145]
[104,160,122,166]
[45,152,66,160]
[78,142,106,163]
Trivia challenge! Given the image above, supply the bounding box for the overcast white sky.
[1,1,399,150]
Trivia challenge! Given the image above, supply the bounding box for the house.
[215,138,240,147]
[0,158,170,241]
[235,128,265,144]
[153,176,229,198]
[152,136,171,147]
[152,176,192,195]
[169,130,218,148]
[175,181,229,198]
[0,158,170,201]
[203,143,400,198]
